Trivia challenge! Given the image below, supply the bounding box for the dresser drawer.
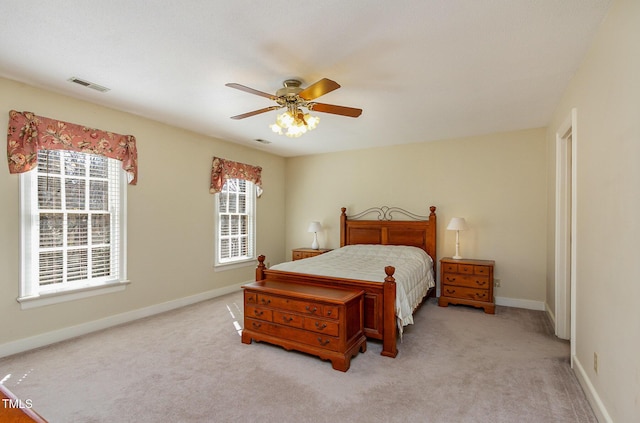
[257,294,324,317]
[273,310,304,328]
[323,305,339,320]
[304,318,339,336]
[458,263,474,274]
[442,273,491,290]
[247,318,341,352]
[245,291,258,304]
[292,251,304,260]
[474,265,491,276]
[442,263,458,273]
[246,305,273,322]
[441,285,491,302]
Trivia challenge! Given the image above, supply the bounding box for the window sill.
[214,258,256,272]
[17,280,131,310]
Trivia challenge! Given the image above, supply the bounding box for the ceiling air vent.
[67,77,110,93]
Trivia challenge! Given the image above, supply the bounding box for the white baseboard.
[573,355,613,423]
[495,296,546,311]
[545,302,557,327]
[0,282,247,358]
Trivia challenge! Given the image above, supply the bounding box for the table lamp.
[447,217,468,259]
[308,221,322,249]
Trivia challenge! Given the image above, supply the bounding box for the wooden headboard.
[339,206,437,265]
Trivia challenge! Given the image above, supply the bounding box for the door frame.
[554,108,577,365]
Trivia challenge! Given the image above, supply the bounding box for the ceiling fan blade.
[226,83,277,100]
[298,78,341,101]
[310,103,363,118]
[230,106,282,120]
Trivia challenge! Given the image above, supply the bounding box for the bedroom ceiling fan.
[225,78,362,138]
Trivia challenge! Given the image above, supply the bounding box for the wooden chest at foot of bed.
[438,257,495,314]
[241,280,367,371]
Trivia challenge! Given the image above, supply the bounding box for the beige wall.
[285,128,547,304]
[546,0,639,421]
[0,77,286,347]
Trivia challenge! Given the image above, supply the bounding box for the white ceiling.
[0,0,611,157]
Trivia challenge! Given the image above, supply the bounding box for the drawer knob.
[326,310,332,316]
[305,305,318,313]
[315,322,327,330]
[317,337,330,346]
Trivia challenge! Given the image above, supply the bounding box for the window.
[215,178,256,267]
[19,150,127,307]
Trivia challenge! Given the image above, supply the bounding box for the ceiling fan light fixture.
[305,114,320,130]
[270,110,319,138]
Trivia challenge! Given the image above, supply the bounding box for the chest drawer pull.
[260,298,271,305]
[446,277,456,283]
[305,305,318,313]
[317,337,330,346]
[251,322,262,329]
[445,288,456,295]
[475,280,487,287]
[253,309,264,317]
[282,315,294,323]
[314,322,327,330]
[475,292,487,299]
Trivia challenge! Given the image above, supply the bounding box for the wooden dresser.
[438,257,495,314]
[241,280,366,371]
[291,248,332,261]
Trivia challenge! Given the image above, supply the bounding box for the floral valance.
[7,110,138,184]
[210,156,262,195]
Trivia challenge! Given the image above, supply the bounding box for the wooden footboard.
[256,255,399,357]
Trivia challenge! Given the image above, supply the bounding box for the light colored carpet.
[0,291,596,423]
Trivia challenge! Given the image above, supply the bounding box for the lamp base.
[311,233,319,250]
[452,255,463,260]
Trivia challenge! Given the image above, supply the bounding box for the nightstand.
[438,257,495,314]
[292,248,332,261]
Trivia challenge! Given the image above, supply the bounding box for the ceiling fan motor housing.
[276,79,304,98]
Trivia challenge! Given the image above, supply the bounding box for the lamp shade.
[446,217,468,231]
[307,221,322,233]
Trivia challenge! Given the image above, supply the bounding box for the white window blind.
[20,150,126,300]
[215,178,256,265]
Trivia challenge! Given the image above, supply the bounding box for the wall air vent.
[254,139,272,144]
[67,77,110,93]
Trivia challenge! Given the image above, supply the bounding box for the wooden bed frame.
[255,205,437,358]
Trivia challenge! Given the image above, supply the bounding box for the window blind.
[36,150,121,289]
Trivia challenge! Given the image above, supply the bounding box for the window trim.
[18,152,129,309]
[214,179,257,269]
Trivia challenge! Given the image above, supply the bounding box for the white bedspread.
[270,244,435,331]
